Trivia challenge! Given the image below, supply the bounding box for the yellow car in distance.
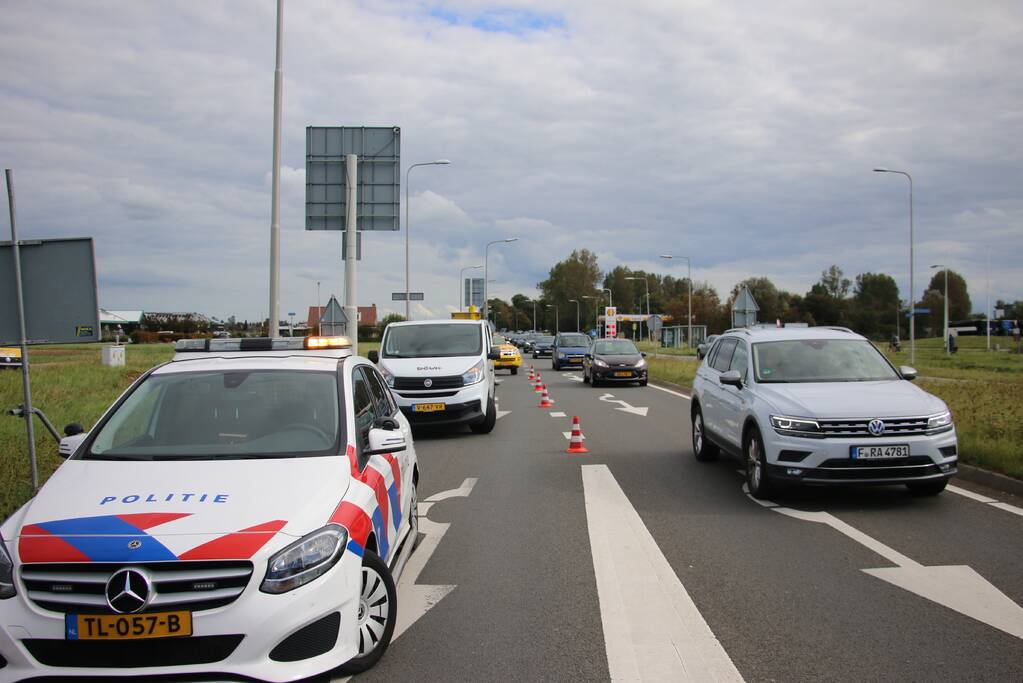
[0,347,23,369]
[492,335,522,375]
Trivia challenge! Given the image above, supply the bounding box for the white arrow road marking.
[948,484,1023,517]
[562,372,583,382]
[744,484,1023,640]
[584,465,743,681]
[598,392,649,417]
[549,411,567,418]
[333,478,478,682]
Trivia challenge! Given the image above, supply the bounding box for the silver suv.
[691,327,957,498]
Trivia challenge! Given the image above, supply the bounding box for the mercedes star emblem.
[105,568,153,614]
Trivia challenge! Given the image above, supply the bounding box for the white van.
[369,319,500,433]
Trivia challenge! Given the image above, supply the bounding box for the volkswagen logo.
[868,419,886,436]
[105,568,153,614]
[423,378,433,388]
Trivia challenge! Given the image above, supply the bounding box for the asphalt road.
[349,364,1023,682]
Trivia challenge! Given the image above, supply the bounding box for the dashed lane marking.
[948,484,1023,517]
[550,411,567,418]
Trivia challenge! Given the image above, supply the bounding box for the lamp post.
[582,295,596,335]
[874,167,915,364]
[568,299,580,332]
[316,281,321,335]
[484,238,518,320]
[546,304,559,333]
[660,254,692,348]
[625,276,650,342]
[931,264,949,354]
[405,159,451,319]
[524,298,537,332]
[458,264,483,312]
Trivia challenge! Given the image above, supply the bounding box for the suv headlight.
[378,365,395,388]
[0,535,16,599]
[770,415,822,438]
[927,411,953,433]
[462,359,485,385]
[260,524,347,594]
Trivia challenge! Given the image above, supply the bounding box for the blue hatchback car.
[551,332,591,370]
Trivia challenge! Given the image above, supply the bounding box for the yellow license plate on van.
[68,611,192,640]
[413,403,446,413]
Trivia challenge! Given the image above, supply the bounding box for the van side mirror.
[900,365,918,381]
[367,350,379,364]
[487,349,501,360]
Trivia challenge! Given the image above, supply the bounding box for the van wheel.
[470,396,497,434]
[336,550,397,674]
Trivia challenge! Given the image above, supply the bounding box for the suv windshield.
[558,334,590,347]
[383,323,482,358]
[87,370,341,460]
[593,339,639,355]
[753,339,899,383]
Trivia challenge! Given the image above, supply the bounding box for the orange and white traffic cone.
[539,384,554,408]
[527,366,535,381]
[566,415,589,453]
[534,373,544,392]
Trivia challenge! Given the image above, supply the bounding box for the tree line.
[482,249,998,340]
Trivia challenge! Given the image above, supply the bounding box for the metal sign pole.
[344,154,359,357]
[6,169,38,490]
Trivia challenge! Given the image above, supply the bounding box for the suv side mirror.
[641,352,647,357]
[899,365,918,381]
[365,427,406,456]
[719,370,743,388]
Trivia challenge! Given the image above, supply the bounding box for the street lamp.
[546,304,559,333]
[874,167,915,364]
[582,295,597,334]
[625,276,650,342]
[524,298,538,332]
[568,299,580,332]
[931,264,949,354]
[458,264,482,312]
[661,254,693,348]
[483,238,518,320]
[405,159,451,319]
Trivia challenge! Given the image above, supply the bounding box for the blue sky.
[1,0,1020,321]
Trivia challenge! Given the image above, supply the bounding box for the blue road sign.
[913,308,930,314]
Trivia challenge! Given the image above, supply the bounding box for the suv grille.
[817,416,931,438]
[21,561,253,614]
[393,375,463,390]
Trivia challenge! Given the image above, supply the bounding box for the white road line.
[550,411,567,418]
[649,384,691,400]
[948,484,1023,517]
[583,464,743,681]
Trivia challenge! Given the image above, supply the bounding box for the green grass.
[882,334,1023,382]
[0,344,175,520]
[646,356,698,387]
[635,340,698,357]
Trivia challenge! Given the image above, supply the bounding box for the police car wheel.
[337,550,397,674]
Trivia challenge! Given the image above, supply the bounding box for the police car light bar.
[175,336,352,353]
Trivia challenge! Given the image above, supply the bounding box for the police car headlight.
[462,359,485,385]
[927,411,953,433]
[0,535,15,599]
[378,366,395,388]
[594,358,609,368]
[260,524,347,594]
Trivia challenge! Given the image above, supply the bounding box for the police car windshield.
[753,339,899,383]
[86,370,341,460]
[382,324,482,358]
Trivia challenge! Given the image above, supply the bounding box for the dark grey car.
[583,338,648,387]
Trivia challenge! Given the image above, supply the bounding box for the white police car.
[0,336,419,681]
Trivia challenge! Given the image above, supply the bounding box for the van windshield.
[383,324,483,358]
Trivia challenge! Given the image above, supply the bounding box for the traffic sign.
[392,292,425,301]
[913,308,930,314]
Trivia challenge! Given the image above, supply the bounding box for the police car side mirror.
[365,427,406,456]
[58,432,88,459]
[64,423,84,437]
[899,366,918,381]
[367,350,379,364]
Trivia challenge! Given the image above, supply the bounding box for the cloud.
[2,0,1021,321]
